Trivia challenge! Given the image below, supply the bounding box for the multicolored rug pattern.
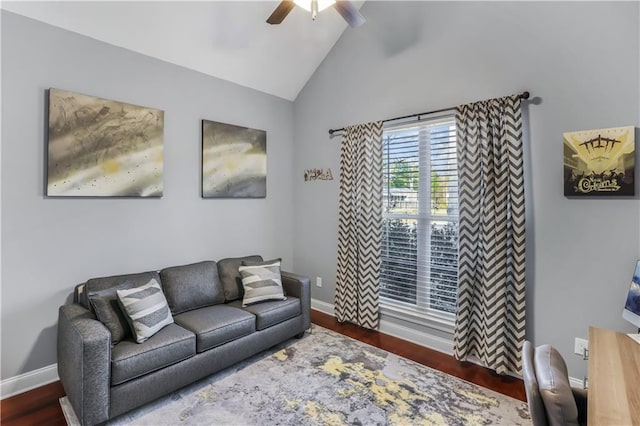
[61,325,530,425]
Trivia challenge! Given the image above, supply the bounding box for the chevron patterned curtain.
[334,121,383,330]
[453,95,526,375]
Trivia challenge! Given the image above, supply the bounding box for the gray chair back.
[534,344,580,426]
[522,340,549,426]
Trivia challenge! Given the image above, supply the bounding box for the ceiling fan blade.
[333,1,366,27]
[267,0,295,25]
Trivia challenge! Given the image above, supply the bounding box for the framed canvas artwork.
[201,119,266,198]
[47,88,164,197]
[563,126,635,196]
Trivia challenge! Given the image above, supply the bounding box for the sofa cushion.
[160,261,224,314]
[88,281,139,345]
[239,260,286,307]
[85,271,161,308]
[242,258,282,267]
[111,323,196,386]
[217,255,263,301]
[173,305,255,353]
[228,297,301,330]
[117,279,174,343]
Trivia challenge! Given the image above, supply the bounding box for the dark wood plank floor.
[0,381,66,426]
[1,309,525,424]
[311,310,526,401]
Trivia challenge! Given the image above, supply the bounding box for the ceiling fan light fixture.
[293,0,336,13]
[267,0,364,27]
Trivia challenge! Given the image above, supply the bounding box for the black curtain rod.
[328,91,530,136]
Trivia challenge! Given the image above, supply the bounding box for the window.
[381,114,459,326]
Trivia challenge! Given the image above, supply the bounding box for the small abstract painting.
[202,119,266,198]
[47,88,164,197]
[563,126,635,196]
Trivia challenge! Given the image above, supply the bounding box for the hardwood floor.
[311,310,526,402]
[1,309,525,425]
[0,381,66,426]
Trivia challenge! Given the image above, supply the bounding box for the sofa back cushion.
[85,271,161,312]
[86,271,162,297]
[84,271,162,342]
[160,261,224,314]
[88,281,140,344]
[217,255,263,301]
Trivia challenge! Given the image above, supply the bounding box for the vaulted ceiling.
[1,1,365,101]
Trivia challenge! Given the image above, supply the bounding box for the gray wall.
[2,1,639,385]
[293,1,640,379]
[1,11,295,380]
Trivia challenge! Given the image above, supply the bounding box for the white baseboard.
[379,318,454,355]
[1,364,59,399]
[569,376,586,389]
[311,298,454,355]
[311,298,335,316]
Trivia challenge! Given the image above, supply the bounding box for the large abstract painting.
[563,126,635,196]
[47,88,164,197]
[202,119,266,198]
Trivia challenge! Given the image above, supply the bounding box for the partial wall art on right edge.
[563,126,635,196]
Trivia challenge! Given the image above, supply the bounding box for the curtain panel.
[453,95,526,375]
[334,121,383,330]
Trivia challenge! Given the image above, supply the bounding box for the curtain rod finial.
[520,91,530,100]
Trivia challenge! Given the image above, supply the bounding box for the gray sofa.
[57,255,311,425]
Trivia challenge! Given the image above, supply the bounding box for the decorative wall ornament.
[202,119,266,198]
[563,126,635,196]
[304,168,334,181]
[47,88,164,197]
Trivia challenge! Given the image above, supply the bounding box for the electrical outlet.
[574,337,589,357]
[316,277,322,287]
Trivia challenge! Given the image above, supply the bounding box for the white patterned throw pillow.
[239,260,286,307]
[117,278,174,343]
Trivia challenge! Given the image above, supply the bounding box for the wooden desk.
[588,327,640,425]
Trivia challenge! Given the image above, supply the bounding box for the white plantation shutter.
[381,115,459,323]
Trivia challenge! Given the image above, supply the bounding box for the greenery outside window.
[381,115,459,328]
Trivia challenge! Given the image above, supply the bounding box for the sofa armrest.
[57,304,111,426]
[281,271,311,332]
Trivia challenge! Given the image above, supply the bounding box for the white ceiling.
[1,1,363,101]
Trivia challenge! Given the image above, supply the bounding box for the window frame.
[379,112,458,332]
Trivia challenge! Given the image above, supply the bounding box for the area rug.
[61,325,530,425]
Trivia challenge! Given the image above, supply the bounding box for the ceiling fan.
[267,0,366,28]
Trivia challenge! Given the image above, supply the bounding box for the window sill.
[380,302,455,335]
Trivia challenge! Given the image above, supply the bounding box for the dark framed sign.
[563,126,635,196]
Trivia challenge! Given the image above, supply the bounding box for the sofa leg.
[295,331,305,339]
